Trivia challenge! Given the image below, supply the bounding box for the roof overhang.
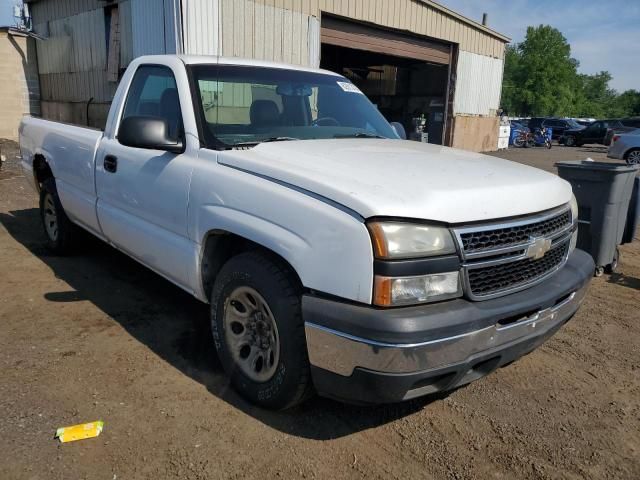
[424,1,511,43]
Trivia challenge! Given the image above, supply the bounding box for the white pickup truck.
[20,55,594,409]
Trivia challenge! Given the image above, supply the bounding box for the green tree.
[611,90,640,117]
[574,72,618,117]
[502,25,579,116]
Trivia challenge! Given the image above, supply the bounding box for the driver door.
[95,65,194,288]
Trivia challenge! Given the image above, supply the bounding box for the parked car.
[604,117,640,146]
[542,118,584,140]
[574,118,596,126]
[19,55,594,408]
[561,119,625,147]
[608,129,640,164]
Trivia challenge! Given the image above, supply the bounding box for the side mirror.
[390,122,407,140]
[118,116,184,154]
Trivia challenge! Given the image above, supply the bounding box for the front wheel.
[625,148,640,165]
[546,139,552,149]
[565,136,576,147]
[210,251,313,409]
[513,137,525,148]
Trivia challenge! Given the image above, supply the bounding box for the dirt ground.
[1,139,639,480]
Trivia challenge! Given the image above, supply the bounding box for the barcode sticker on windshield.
[337,82,363,94]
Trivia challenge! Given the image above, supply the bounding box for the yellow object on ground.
[55,421,104,443]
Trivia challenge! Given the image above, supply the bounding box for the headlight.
[367,222,456,259]
[374,272,462,306]
[569,229,578,254]
[570,194,579,224]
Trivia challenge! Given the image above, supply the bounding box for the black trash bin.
[622,176,640,244]
[555,161,639,276]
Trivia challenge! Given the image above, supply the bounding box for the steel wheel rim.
[224,286,280,383]
[628,151,640,164]
[43,193,58,241]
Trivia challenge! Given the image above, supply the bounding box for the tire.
[625,148,640,165]
[546,139,552,149]
[210,251,313,409]
[513,137,525,148]
[39,178,77,254]
[565,136,576,147]
[594,266,605,277]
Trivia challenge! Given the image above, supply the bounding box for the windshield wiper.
[228,137,300,149]
[333,132,385,139]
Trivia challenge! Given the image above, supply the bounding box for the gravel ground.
[1,139,639,480]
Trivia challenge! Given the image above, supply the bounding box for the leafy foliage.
[502,25,639,119]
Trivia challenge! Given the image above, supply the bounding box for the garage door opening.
[320,16,453,145]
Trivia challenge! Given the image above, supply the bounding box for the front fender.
[189,157,374,304]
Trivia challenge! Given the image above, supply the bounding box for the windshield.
[190,65,399,149]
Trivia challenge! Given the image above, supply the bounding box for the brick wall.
[0,31,41,140]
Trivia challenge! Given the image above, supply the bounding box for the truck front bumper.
[303,249,594,404]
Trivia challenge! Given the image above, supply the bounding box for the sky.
[438,0,639,92]
[1,0,636,92]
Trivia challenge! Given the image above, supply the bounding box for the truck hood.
[217,139,572,223]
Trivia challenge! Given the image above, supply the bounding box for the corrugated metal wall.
[453,50,503,116]
[208,0,505,58]
[316,0,505,59]
[30,0,182,127]
[131,0,180,57]
[182,0,220,55]
[180,0,505,63]
[182,0,316,65]
[29,0,507,127]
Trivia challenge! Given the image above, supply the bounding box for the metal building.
[26,0,509,151]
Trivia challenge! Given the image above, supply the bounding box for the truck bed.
[20,116,104,235]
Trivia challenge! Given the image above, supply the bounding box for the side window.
[122,65,183,140]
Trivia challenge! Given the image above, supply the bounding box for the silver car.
[608,129,640,164]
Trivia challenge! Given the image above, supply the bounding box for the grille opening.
[553,292,573,307]
[497,308,539,327]
[468,241,569,297]
[460,210,571,253]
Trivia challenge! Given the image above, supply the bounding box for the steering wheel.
[313,116,341,127]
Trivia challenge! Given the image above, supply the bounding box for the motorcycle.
[515,127,552,149]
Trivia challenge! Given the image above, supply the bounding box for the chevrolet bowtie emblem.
[526,236,552,260]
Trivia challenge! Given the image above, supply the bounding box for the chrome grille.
[467,240,569,296]
[460,210,571,253]
[454,206,575,300]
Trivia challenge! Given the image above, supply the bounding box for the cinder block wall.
[0,31,41,140]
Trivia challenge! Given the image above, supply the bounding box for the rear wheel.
[625,148,640,165]
[210,251,313,409]
[513,136,525,148]
[39,178,77,254]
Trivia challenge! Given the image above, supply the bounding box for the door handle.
[104,155,118,173]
